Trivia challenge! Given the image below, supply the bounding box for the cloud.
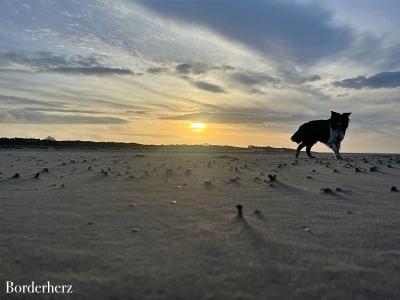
[175,63,211,75]
[126,110,147,114]
[334,71,400,89]
[230,71,280,85]
[146,67,168,74]
[300,75,321,83]
[0,109,128,124]
[48,66,133,75]
[160,105,309,125]
[176,63,192,74]
[0,94,65,107]
[26,107,104,115]
[0,51,133,75]
[192,81,225,93]
[138,0,353,64]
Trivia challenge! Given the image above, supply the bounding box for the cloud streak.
[334,71,400,89]
[0,109,128,124]
[0,51,133,75]
[192,81,225,93]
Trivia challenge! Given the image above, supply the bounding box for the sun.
[190,122,207,131]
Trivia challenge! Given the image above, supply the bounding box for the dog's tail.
[291,128,303,144]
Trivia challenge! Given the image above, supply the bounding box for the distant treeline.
[0,137,151,150]
[0,137,293,152]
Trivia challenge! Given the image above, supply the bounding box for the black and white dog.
[291,111,351,159]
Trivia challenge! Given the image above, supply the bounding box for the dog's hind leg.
[296,143,305,158]
[306,144,315,158]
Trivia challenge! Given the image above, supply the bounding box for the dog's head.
[330,111,351,131]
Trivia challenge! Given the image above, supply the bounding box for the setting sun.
[190,122,207,130]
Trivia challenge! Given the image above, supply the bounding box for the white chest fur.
[326,124,345,150]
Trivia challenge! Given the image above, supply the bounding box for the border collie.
[291,111,351,159]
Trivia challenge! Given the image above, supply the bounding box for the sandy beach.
[0,149,399,299]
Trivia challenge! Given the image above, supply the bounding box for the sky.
[0,0,399,153]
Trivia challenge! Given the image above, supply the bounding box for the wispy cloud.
[48,66,133,75]
[334,71,400,89]
[0,94,65,107]
[0,51,133,75]
[192,81,225,93]
[0,109,128,124]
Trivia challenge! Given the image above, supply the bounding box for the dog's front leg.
[333,143,342,159]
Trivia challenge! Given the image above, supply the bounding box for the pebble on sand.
[12,173,20,178]
[391,186,399,192]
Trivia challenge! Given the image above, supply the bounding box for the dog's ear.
[343,112,352,117]
[331,111,340,118]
